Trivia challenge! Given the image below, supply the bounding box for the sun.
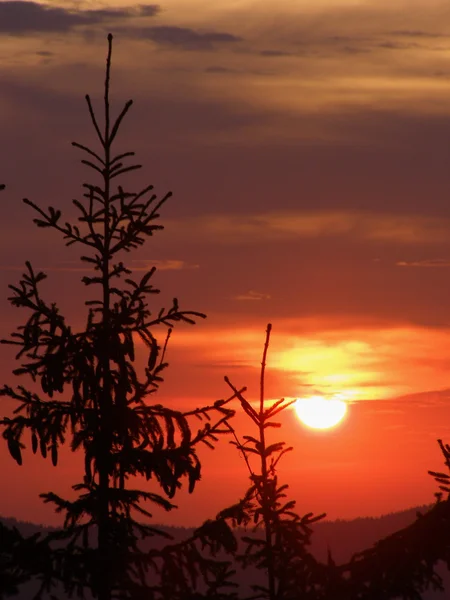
[295,395,348,430]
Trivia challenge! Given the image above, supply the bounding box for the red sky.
[2,0,450,527]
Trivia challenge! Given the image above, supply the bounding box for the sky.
[2,0,450,527]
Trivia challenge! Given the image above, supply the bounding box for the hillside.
[2,506,448,599]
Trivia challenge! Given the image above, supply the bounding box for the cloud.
[0,259,199,273]
[390,30,448,39]
[340,45,371,55]
[0,2,160,35]
[377,41,420,50]
[396,259,450,268]
[390,388,450,408]
[0,263,89,273]
[131,259,199,271]
[204,66,237,74]
[128,26,241,50]
[167,318,450,403]
[198,360,249,370]
[259,50,291,57]
[164,210,450,246]
[233,290,271,301]
[240,4,450,67]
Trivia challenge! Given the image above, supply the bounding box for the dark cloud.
[309,30,446,55]
[204,65,274,76]
[325,35,372,45]
[390,30,448,39]
[326,35,359,43]
[433,70,450,78]
[205,66,236,74]
[87,5,162,20]
[0,2,160,35]
[259,50,291,57]
[129,26,241,50]
[138,5,162,17]
[377,41,420,50]
[340,45,370,55]
[301,34,374,56]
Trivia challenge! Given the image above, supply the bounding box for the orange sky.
[2,0,450,527]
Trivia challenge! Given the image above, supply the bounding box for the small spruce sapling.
[222,324,326,600]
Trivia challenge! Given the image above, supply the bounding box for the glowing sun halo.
[295,395,348,430]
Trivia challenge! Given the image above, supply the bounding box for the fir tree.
[0,35,241,600]
[220,324,326,600]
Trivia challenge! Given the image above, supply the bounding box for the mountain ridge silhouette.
[3,504,448,599]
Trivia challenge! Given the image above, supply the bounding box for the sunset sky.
[3,0,450,527]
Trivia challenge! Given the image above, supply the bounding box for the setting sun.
[295,395,348,430]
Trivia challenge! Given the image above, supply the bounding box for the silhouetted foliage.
[0,519,54,599]
[321,439,450,600]
[0,35,243,600]
[0,183,33,597]
[220,324,327,600]
[0,183,52,598]
[7,504,450,600]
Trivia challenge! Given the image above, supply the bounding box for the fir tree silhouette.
[0,35,243,600]
[219,324,327,600]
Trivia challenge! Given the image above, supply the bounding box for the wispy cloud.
[259,49,291,57]
[233,290,271,301]
[125,25,242,50]
[396,258,450,268]
[389,30,449,39]
[377,41,421,50]
[131,259,199,271]
[0,264,87,273]
[164,210,450,246]
[0,259,199,273]
[205,66,237,74]
[167,317,450,401]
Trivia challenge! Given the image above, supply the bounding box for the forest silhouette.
[2,34,450,600]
